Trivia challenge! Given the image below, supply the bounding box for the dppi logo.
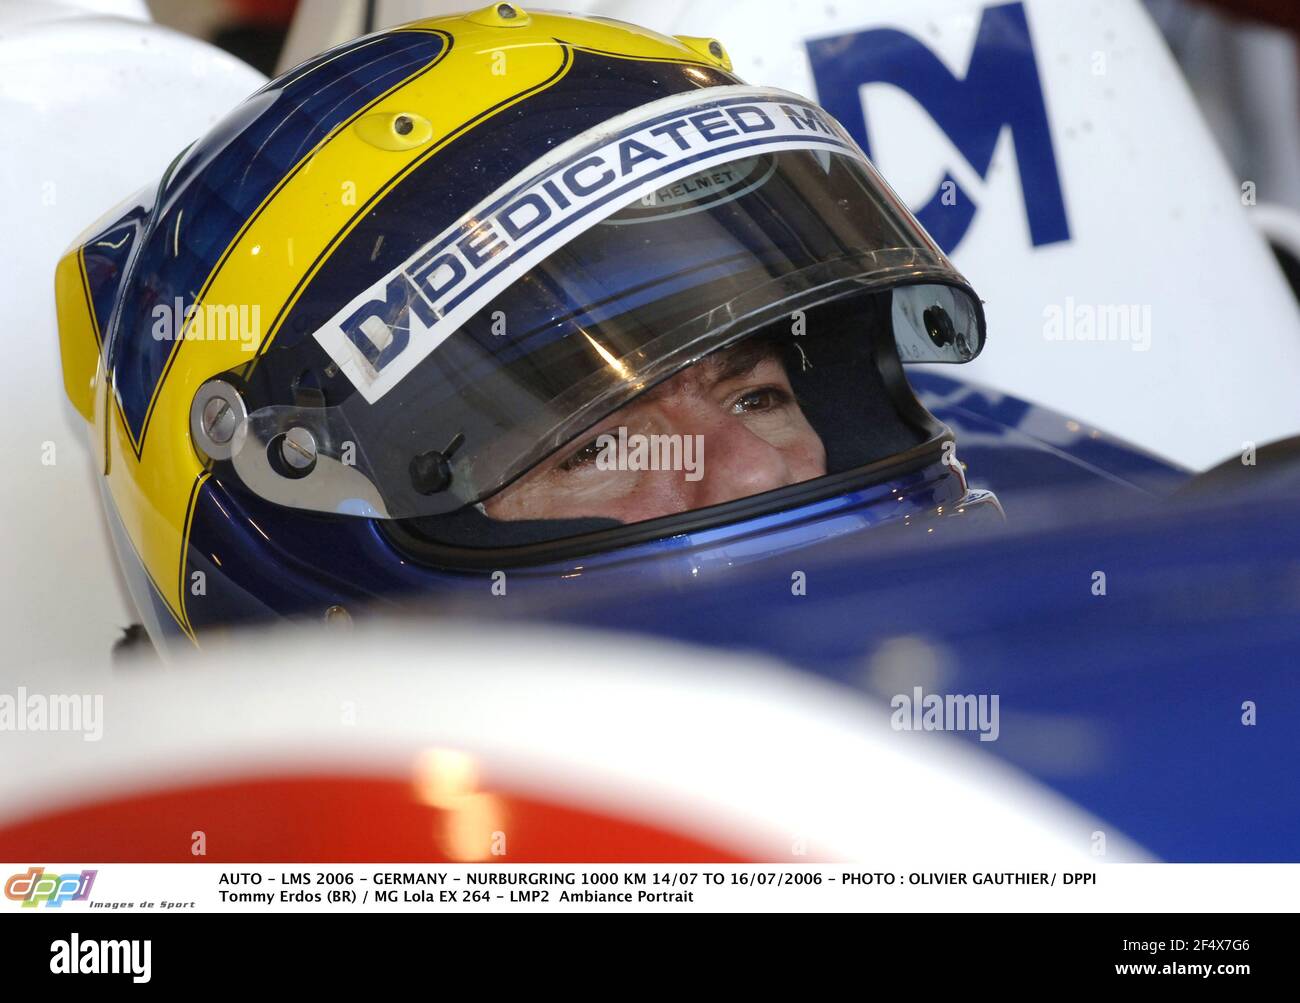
[806,1,1070,254]
[5,867,97,908]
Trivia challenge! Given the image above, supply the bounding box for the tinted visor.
[225,89,984,519]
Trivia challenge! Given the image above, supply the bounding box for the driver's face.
[484,343,828,525]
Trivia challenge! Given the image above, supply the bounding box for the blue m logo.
[806,1,1070,254]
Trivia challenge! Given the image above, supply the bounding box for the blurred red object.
[1198,0,1300,34]
[228,0,298,28]
[0,775,746,864]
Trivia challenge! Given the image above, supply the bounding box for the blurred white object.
[285,0,1300,470]
[0,0,149,26]
[0,621,1150,864]
[0,2,265,668]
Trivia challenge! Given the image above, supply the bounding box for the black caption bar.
[0,912,1286,988]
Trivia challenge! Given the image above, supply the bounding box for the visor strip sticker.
[312,87,864,403]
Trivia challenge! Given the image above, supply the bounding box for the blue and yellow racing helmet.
[56,4,994,655]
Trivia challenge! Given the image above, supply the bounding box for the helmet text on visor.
[316,89,864,403]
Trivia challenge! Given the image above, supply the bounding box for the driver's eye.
[558,437,604,472]
[731,386,793,414]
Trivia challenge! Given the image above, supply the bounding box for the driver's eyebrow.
[640,341,781,404]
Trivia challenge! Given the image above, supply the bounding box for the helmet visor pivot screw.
[189,378,248,462]
[393,114,414,136]
[280,427,318,472]
[202,396,236,445]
